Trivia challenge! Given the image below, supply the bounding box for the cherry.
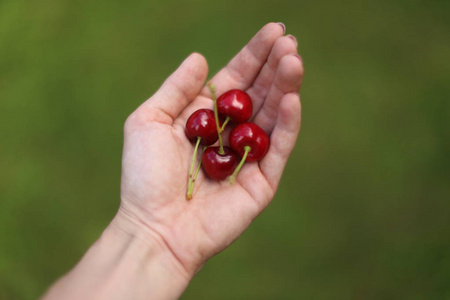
[229,122,269,162]
[228,122,270,183]
[185,109,218,199]
[184,86,266,196]
[185,109,218,146]
[202,146,239,180]
[217,89,252,131]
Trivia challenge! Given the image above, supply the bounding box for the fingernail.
[287,34,297,46]
[293,54,302,63]
[277,22,286,34]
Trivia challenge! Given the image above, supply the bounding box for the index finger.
[201,22,285,97]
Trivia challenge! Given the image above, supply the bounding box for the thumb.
[139,53,209,124]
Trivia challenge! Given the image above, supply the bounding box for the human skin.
[42,22,303,300]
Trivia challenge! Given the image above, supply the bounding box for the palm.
[119,23,303,274]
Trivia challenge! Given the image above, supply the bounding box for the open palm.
[118,23,303,276]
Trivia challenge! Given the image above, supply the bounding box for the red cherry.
[185,109,218,145]
[185,109,219,199]
[229,122,269,162]
[202,146,239,180]
[217,89,252,125]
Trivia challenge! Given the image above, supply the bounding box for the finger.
[253,54,303,133]
[259,92,301,190]
[137,53,208,124]
[247,34,298,113]
[201,22,285,97]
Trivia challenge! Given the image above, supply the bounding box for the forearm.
[42,212,191,300]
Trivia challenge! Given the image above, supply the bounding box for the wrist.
[102,209,193,299]
[43,209,192,300]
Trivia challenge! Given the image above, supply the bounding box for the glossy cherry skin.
[202,146,239,180]
[217,89,252,123]
[185,109,218,145]
[229,122,269,162]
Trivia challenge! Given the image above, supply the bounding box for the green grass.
[1,0,449,299]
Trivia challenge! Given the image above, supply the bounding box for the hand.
[118,23,303,278]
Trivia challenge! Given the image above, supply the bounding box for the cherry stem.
[219,117,230,133]
[193,146,206,180]
[187,137,201,200]
[228,145,251,184]
[208,83,224,154]
[187,146,206,199]
[186,180,194,200]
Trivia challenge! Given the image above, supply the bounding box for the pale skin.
[42,22,304,300]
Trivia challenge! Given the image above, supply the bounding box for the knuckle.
[124,110,148,133]
[124,112,138,134]
[124,108,170,134]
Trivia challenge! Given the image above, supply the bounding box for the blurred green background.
[1,0,449,299]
